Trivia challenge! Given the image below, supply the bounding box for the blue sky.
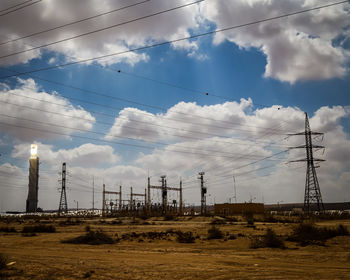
[0,0,349,212]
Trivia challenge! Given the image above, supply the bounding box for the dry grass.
[0,216,350,279]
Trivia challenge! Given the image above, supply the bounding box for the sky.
[0,0,349,212]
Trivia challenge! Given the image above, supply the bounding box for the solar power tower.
[26,144,39,212]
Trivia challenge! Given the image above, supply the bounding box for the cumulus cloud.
[105,98,290,144]
[201,0,350,83]
[0,0,201,66]
[12,142,120,167]
[1,0,348,82]
[0,78,95,141]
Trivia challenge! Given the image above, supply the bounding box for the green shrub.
[207,226,224,239]
[250,228,285,249]
[22,224,56,233]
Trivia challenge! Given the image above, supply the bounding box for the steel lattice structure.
[58,162,68,214]
[289,112,325,213]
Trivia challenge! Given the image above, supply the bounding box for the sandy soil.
[0,216,350,279]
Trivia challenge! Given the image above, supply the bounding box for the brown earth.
[0,216,350,280]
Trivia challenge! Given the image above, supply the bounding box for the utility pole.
[289,112,325,213]
[102,183,106,216]
[232,175,237,203]
[130,186,133,211]
[92,176,95,212]
[179,179,183,215]
[160,175,167,215]
[58,162,68,214]
[119,185,122,211]
[198,172,206,215]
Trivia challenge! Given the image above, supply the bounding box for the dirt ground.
[1,216,350,280]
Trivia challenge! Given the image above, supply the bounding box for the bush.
[22,224,56,233]
[210,218,226,225]
[22,232,37,237]
[176,231,195,243]
[243,212,255,226]
[287,223,349,246]
[164,214,176,221]
[0,253,7,270]
[207,226,224,239]
[62,229,115,245]
[0,227,17,233]
[250,228,285,249]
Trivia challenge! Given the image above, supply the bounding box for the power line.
[0,96,292,148]
[0,0,347,78]
[0,112,281,160]
[1,67,295,135]
[0,0,150,46]
[0,0,33,13]
[0,0,203,60]
[0,120,290,161]
[0,0,42,17]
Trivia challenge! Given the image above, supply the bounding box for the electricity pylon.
[289,112,325,213]
[58,162,68,214]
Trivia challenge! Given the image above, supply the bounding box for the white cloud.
[0,0,201,66]
[201,0,350,83]
[12,142,120,167]
[0,78,95,141]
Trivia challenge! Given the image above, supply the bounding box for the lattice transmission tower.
[289,112,325,213]
[58,162,68,214]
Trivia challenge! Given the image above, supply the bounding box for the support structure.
[148,176,182,216]
[130,187,147,212]
[58,162,68,214]
[289,112,325,213]
[102,184,122,216]
[198,172,206,215]
[179,179,183,215]
[26,144,39,213]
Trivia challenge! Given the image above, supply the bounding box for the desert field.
[0,215,350,280]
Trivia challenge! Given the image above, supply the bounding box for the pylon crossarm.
[289,158,325,163]
[287,132,324,136]
[288,144,325,149]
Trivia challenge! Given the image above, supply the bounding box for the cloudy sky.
[0,0,349,212]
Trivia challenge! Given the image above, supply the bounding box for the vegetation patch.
[22,224,56,233]
[0,253,8,270]
[243,212,255,226]
[0,226,17,233]
[250,228,285,249]
[210,218,226,225]
[176,231,195,243]
[207,226,224,239]
[62,228,115,245]
[58,218,83,226]
[287,223,349,246]
[164,214,176,221]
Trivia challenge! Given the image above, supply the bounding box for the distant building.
[214,203,265,215]
[26,144,39,213]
